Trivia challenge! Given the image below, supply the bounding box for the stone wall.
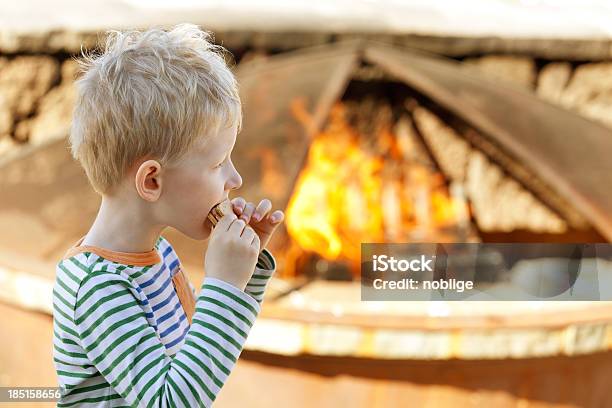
[0,55,77,156]
[463,55,612,129]
[2,45,611,161]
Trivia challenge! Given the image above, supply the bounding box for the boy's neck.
[81,195,165,253]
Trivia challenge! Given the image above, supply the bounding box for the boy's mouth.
[207,199,233,228]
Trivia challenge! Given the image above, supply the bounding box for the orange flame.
[286,102,469,271]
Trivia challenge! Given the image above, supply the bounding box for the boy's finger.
[231,197,246,215]
[252,199,272,222]
[228,217,247,235]
[241,225,256,240]
[269,210,284,224]
[215,212,238,232]
[240,202,256,222]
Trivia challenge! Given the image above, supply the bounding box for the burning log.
[412,107,567,234]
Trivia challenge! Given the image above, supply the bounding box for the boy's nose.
[228,170,242,191]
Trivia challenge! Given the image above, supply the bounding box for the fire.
[286,102,470,271]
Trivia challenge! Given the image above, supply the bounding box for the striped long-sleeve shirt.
[52,234,275,407]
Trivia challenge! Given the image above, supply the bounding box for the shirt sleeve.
[244,248,276,304]
[73,271,261,407]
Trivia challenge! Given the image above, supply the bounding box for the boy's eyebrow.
[206,140,233,163]
[217,139,234,155]
[203,129,237,156]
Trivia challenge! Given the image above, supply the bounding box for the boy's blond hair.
[70,24,242,194]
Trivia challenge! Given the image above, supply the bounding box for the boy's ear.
[134,159,163,202]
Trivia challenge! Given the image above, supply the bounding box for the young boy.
[52,24,284,407]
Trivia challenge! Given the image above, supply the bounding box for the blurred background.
[2,0,612,407]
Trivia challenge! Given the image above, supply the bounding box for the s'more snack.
[207,199,234,227]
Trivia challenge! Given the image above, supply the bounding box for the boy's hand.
[231,197,284,253]
[205,212,260,291]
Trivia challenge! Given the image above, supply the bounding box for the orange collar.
[63,236,162,266]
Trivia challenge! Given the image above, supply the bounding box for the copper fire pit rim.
[260,298,612,331]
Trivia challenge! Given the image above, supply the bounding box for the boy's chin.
[178,219,213,241]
